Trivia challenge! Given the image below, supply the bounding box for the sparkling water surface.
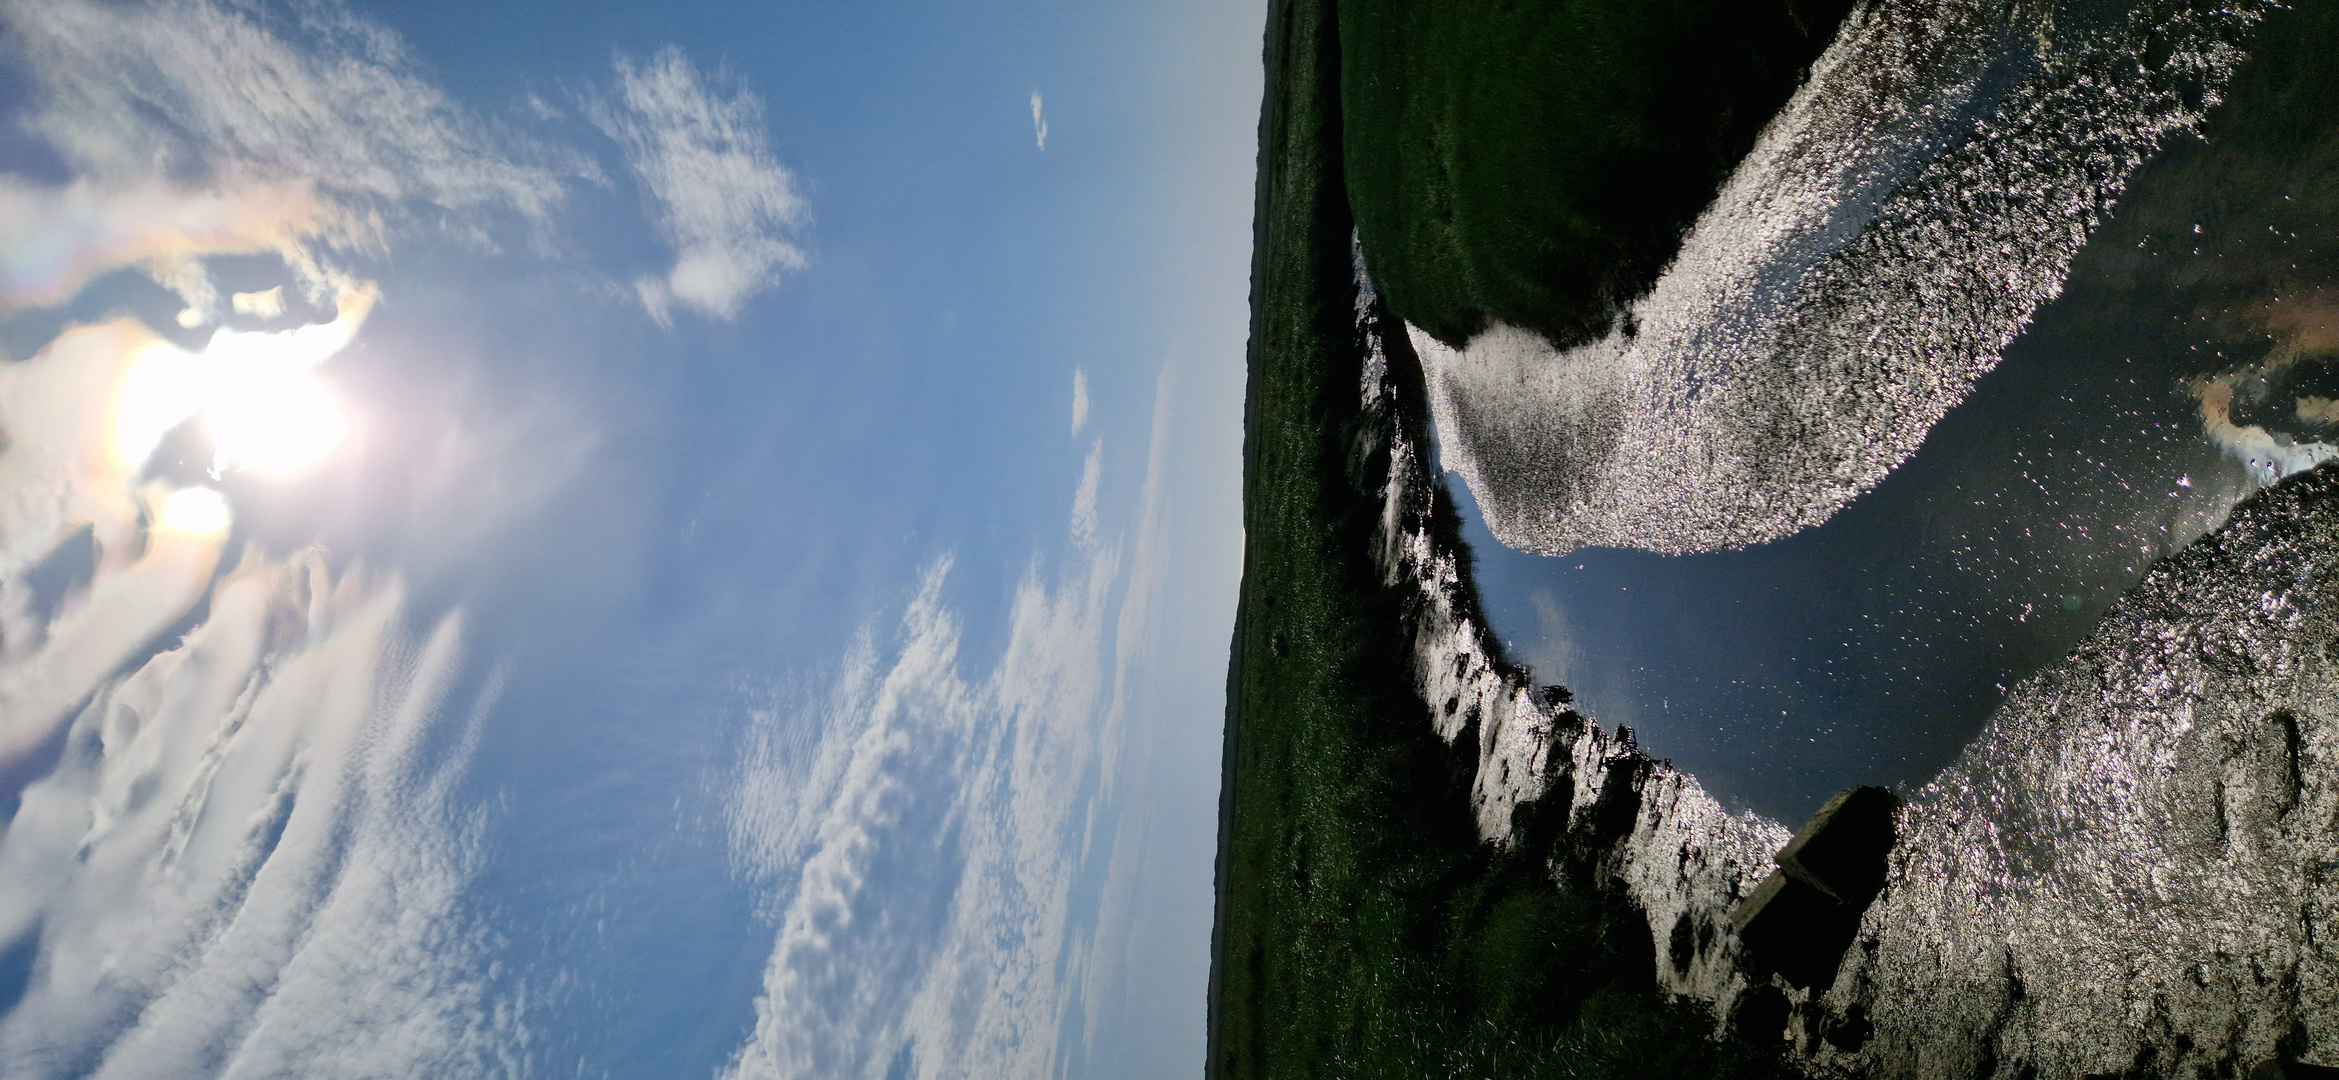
[1448,12,2339,820]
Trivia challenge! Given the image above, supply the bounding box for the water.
[1449,257,2254,819]
[1413,0,2270,560]
[1436,0,2339,822]
[1839,463,2339,1077]
[1365,239,2339,1074]
[1355,5,2339,1066]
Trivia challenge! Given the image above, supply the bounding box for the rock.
[1776,786,1900,906]
[1730,983,1794,1042]
[2252,1061,2339,1080]
[1730,786,1901,990]
[1730,869,1863,990]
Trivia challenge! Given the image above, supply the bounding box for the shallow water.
[1447,0,2339,821]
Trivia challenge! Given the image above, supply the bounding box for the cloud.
[600,48,807,323]
[2188,293,2339,483]
[0,179,335,312]
[2191,373,2339,482]
[719,371,1177,1080]
[718,560,995,1079]
[1071,442,1102,550]
[0,0,601,690]
[6,0,566,210]
[1031,92,1049,151]
[1070,368,1089,435]
[717,542,1124,1080]
[0,151,524,1080]
[0,302,550,1078]
[0,282,379,674]
[0,5,815,1075]
[0,9,578,1067]
[231,287,285,319]
[4,1,811,332]
[0,0,575,310]
[0,493,226,769]
[0,552,526,1078]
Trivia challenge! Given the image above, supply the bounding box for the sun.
[204,371,348,475]
[156,486,233,537]
[111,286,374,477]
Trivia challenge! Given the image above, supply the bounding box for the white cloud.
[231,287,286,318]
[1071,441,1102,550]
[3,1,812,332]
[0,6,789,1075]
[600,48,807,323]
[0,17,542,1047]
[0,0,575,310]
[1031,92,1048,151]
[719,560,995,1079]
[0,312,535,1073]
[0,501,225,769]
[720,371,1177,1080]
[1070,368,1089,435]
[6,0,565,209]
[0,178,337,312]
[0,552,526,1079]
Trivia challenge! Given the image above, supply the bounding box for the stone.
[1730,869,1862,991]
[1730,786,1901,990]
[1776,786,1900,906]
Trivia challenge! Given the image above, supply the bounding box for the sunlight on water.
[1381,3,2339,1066]
[1414,0,2270,558]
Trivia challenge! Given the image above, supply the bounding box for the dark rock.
[1776,786,1901,906]
[1730,786,1902,990]
[1731,983,1793,1042]
[1822,1002,1874,1051]
[2253,1061,2339,1080]
[1730,869,1863,991]
[1669,912,1696,973]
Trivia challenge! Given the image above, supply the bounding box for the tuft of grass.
[1338,0,1854,348]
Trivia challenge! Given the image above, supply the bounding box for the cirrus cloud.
[719,369,1180,1080]
[598,48,808,324]
[0,0,581,312]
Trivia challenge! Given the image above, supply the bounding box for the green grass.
[1206,0,1810,1074]
[1339,0,1854,347]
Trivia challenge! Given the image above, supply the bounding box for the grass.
[1338,0,1854,347]
[1205,0,1810,1074]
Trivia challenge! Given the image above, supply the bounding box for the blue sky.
[0,0,1257,1076]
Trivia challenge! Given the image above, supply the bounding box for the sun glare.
[206,373,347,474]
[156,486,232,537]
[110,286,374,477]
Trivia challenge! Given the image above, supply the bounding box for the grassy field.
[1205,0,1807,1074]
[1339,0,1854,347]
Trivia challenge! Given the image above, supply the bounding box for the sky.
[0,0,1259,1076]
